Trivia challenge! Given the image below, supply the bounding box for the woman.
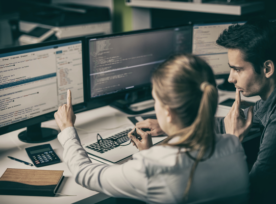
[55,54,249,204]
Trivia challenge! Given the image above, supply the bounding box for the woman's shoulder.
[216,133,242,147]
[213,133,245,157]
[134,134,243,159]
[132,144,182,167]
[132,134,244,168]
[134,144,179,159]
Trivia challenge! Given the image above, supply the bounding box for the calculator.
[25,144,61,167]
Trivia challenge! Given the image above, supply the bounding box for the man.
[136,19,276,203]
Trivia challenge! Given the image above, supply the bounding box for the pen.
[8,156,33,166]
[133,128,142,140]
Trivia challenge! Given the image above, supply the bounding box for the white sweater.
[58,127,249,204]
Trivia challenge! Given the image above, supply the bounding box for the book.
[0,168,64,196]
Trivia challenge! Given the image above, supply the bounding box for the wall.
[149,0,276,28]
[53,0,132,33]
[113,0,132,33]
[1,0,276,49]
[52,0,114,13]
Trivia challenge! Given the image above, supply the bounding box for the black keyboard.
[86,128,132,153]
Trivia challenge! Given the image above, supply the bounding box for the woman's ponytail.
[183,83,218,198]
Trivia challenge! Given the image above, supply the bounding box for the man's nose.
[228,69,236,84]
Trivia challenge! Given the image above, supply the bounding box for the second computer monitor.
[193,21,245,78]
[87,26,193,99]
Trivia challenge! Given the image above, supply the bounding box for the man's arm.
[242,105,263,142]
[249,119,276,200]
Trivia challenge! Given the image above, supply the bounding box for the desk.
[0,90,260,204]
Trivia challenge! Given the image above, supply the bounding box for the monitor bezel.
[0,37,88,135]
[84,24,193,109]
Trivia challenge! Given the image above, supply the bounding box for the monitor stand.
[18,123,58,143]
[218,78,236,91]
[110,89,154,114]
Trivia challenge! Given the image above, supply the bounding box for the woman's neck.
[165,120,185,136]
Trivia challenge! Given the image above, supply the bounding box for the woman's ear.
[263,60,275,78]
[165,105,173,124]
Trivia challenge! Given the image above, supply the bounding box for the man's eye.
[234,69,240,73]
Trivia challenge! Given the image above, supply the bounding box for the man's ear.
[263,60,275,78]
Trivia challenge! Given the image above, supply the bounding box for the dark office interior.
[0,0,275,204]
[0,0,276,49]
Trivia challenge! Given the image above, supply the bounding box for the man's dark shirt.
[216,88,276,203]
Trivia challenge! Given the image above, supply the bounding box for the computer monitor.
[193,21,245,77]
[0,38,86,143]
[192,21,245,90]
[86,25,193,113]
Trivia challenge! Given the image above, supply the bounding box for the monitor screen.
[193,22,244,77]
[88,26,192,98]
[0,40,84,129]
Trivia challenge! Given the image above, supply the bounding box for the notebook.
[0,168,64,196]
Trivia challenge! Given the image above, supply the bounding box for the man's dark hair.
[216,18,276,74]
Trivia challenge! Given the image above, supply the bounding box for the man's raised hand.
[224,89,253,141]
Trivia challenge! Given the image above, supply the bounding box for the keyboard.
[86,128,132,154]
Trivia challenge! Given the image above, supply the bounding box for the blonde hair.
[151,54,218,199]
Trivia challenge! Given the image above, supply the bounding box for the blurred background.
[0,0,276,49]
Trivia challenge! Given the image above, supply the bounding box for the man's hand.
[54,90,76,131]
[224,89,254,141]
[136,119,165,136]
[128,128,153,151]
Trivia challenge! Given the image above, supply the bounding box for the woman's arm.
[54,90,148,200]
[58,127,148,200]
